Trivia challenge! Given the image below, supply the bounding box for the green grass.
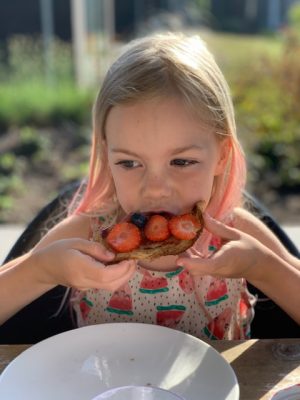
[191,29,283,85]
[0,35,96,129]
[198,29,282,61]
[0,80,94,128]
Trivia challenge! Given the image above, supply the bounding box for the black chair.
[243,192,300,338]
[0,181,83,344]
[0,182,299,343]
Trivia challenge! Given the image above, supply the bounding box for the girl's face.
[106,97,228,216]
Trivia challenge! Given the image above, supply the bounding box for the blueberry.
[130,213,148,228]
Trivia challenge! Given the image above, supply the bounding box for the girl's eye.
[170,159,199,167]
[115,160,141,169]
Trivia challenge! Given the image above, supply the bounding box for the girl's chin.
[137,255,179,272]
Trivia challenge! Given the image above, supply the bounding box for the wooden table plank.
[214,339,300,400]
[1,339,300,400]
[0,345,29,375]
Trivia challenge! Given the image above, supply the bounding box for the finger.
[102,261,137,291]
[87,260,136,290]
[176,255,215,276]
[203,213,240,241]
[100,260,136,283]
[68,238,115,262]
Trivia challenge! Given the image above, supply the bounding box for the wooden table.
[1,339,300,399]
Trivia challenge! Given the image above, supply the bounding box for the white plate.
[0,323,239,400]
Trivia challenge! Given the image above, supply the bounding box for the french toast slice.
[99,201,204,263]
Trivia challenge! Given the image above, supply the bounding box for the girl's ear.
[215,137,231,176]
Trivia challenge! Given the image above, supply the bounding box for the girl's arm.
[232,207,299,270]
[0,215,136,325]
[249,248,300,325]
[177,212,300,325]
[0,251,55,326]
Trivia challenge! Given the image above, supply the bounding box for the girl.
[1,33,299,338]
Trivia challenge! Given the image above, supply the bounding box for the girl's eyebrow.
[110,148,140,157]
[171,145,206,155]
[110,145,205,157]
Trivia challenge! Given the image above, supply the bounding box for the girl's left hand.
[176,213,271,281]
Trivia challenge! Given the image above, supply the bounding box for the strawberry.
[144,215,170,242]
[168,214,201,240]
[106,222,142,253]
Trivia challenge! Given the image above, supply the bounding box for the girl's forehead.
[105,97,216,144]
[106,107,218,160]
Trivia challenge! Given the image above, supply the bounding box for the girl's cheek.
[185,177,214,204]
[115,186,136,213]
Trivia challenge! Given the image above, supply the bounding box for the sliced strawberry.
[168,214,201,240]
[106,222,142,253]
[144,215,170,242]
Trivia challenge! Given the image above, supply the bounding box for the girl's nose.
[142,171,172,200]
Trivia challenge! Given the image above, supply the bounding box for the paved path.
[1,224,299,264]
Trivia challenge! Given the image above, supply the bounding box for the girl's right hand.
[176,213,270,282]
[33,239,136,292]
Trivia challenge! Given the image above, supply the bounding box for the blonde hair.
[73,32,246,249]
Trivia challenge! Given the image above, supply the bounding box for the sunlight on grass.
[191,29,283,80]
[198,29,282,60]
[0,81,93,127]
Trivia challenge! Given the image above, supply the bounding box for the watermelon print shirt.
[71,215,256,340]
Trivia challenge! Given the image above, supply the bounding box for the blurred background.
[0,0,299,230]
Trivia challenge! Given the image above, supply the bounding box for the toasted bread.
[98,201,204,263]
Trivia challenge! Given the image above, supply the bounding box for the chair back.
[0,181,82,344]
[243,191,300,338]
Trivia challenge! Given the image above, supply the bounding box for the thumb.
[203,213,240,241]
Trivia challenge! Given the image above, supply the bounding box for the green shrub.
[288,3,300,31]
[0,81,94,130]
[0,36,94,130]
[229,32,300,193]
